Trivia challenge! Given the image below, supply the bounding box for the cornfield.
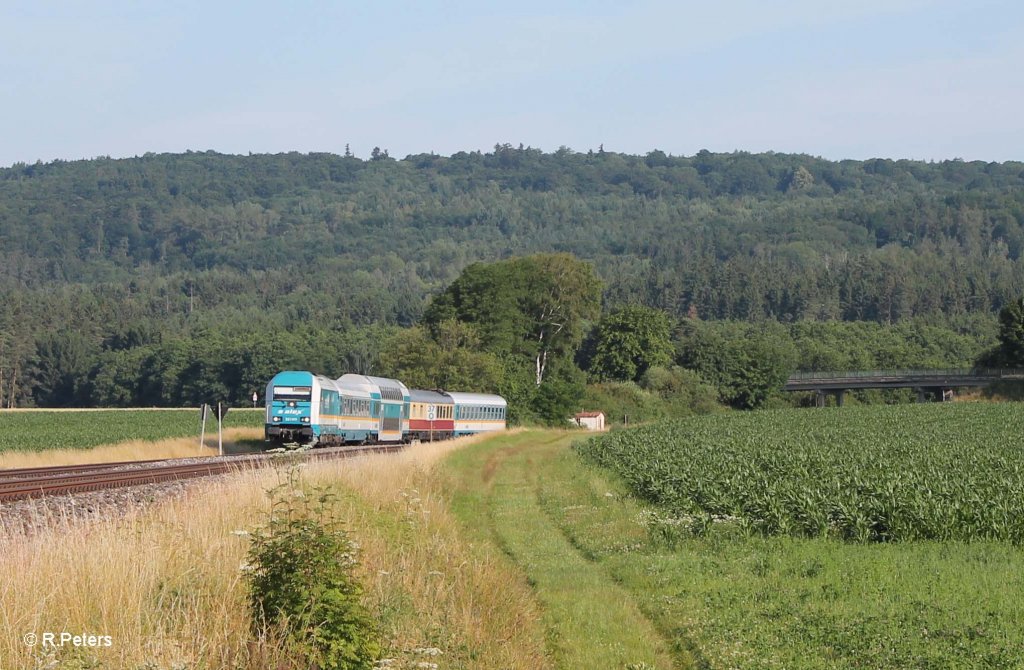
[576,403,1024,543]
[0,409,264,452]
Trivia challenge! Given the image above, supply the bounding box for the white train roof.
[336,374,409,401]
[443,391,507,407]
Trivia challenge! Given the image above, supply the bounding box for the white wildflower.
[412,647,443,656]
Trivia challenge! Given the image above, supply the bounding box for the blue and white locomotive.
[264,370,505,447]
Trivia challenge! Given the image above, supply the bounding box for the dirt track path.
[446,431,681,670]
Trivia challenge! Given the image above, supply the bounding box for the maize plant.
[576,403,1024,543]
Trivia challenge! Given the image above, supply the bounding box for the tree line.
[3,253,1002,422]
[3,147,1022,411]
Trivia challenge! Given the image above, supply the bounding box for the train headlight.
[301,417,310,423]
[272,416,281,422]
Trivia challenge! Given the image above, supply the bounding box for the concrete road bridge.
[784,368,1024,406]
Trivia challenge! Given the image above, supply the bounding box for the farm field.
[445,421,1024,668]
[0,408,264,453]
[577,403,1024,543]
[4,414,1023,668]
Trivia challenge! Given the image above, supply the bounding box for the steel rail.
[0,459,171,479]
[0,443,405,502]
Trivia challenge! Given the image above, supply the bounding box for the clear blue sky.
[1,0,1022,166]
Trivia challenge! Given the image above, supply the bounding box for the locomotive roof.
[408,389,454,404]
[268,370,338,390]
[443,391,507,407]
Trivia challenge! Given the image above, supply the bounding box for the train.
[264,370,507,447]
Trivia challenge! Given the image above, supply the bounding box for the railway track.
[0,444,405,502]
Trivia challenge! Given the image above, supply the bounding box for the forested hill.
[3,148,1024,329]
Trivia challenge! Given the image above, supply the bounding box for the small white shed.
[574,411,606,431]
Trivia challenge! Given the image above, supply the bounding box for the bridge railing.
[787,368,1024,381]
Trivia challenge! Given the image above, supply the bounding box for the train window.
[273,386,311,401]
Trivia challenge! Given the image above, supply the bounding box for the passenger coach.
[336,374,410,443]
[407,389,455,441]
[446,391,507,435]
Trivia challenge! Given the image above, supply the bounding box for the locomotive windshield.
[273,386,312,401]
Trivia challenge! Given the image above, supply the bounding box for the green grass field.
[444,424,1024,668]
[0,408,264,452]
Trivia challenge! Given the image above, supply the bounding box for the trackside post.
[215,403,230,456]
[199,403,209,452]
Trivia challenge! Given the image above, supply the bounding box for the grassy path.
[446,431,685,670]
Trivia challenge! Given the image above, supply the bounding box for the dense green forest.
[0,147,1020,410]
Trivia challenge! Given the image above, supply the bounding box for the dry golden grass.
[0,428,263,470]
[0,430,549,670]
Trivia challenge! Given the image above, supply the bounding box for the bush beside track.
[0,408,263,453]
[576,403,1024,543]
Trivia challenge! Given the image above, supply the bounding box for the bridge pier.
[814,390,846,407]
[916,387,949,403]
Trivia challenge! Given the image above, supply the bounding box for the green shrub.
[247,470,380,669]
